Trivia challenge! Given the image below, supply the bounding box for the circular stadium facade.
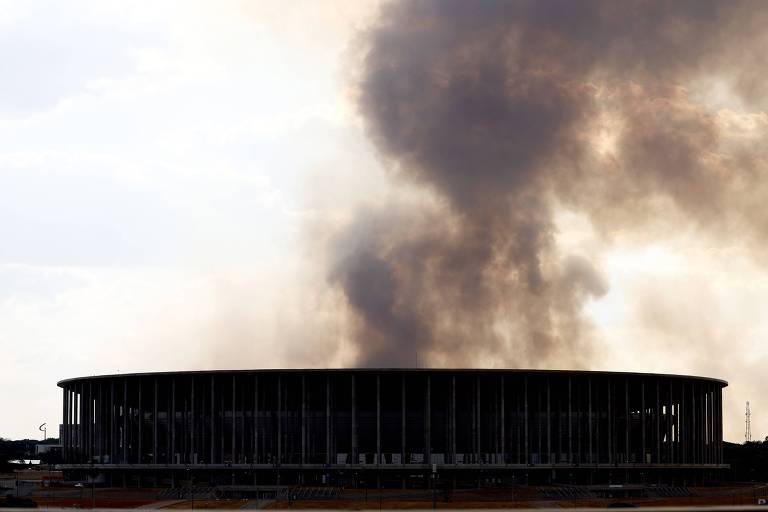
[58,369,727,487]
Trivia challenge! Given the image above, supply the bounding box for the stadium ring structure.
[58,369,727,488]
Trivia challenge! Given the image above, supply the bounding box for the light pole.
[431,464,437,510]
[186,466,193,511]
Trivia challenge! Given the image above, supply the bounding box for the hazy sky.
[1,0,766,443]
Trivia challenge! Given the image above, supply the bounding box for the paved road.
[241,499,274,509]
[137,499,186,509]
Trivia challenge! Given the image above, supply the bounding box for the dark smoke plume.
[329,0,768,368]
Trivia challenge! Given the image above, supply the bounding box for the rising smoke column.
[329,0,768,368]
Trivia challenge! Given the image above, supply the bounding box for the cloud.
[0,0,383,439]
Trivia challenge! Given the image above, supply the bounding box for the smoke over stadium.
[327,0,768,368]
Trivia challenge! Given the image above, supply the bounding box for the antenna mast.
[745,401,752,443]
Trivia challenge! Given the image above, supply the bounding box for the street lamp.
[186,466,193,510]
[431,464,437,510]
[90,464,95,509]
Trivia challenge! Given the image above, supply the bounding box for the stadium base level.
[60,463,728,488]
[58,369,728,488]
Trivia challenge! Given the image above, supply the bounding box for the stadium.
[58,369,726,488]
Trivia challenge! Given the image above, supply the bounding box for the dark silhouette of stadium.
[59,369,726,487]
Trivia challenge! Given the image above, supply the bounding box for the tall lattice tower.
[746,401,752,443]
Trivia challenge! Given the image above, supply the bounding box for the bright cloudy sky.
[1,0,766,443]
[0,0,386,440]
